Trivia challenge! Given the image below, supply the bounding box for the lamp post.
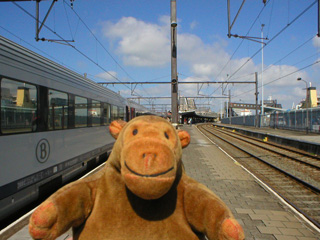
[297,77,309,134]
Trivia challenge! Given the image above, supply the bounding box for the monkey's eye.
[164,132,169,139]
[133,129,138,135]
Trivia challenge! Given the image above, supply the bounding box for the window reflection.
[111,105,118,121]
[1,78,37,133]
[75,96,87,128]
[48,90,68,130]
[91,100,101,126]
[119,107,124,120]
[102,103,110,125]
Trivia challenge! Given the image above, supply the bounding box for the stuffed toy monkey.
[29,115,244,240]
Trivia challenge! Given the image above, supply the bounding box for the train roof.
[127,99,149,112]
[127,99,161,116]
[0,35,127,107]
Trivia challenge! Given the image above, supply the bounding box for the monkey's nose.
[142,153,157,169]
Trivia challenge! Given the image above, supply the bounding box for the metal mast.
[261,24,265,115]
[171,0,178,125]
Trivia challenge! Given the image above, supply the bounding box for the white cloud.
[312,36,320,48]
[158,15,170,26]
[263,65,303,87]
[76,60,88,69]
[101,16,253,80]
[96,71,118,81]
[177,33,256,80]
[101,17,170,67]
[256,65,309,109]
[100,16,313,110]
[190,20,198,30]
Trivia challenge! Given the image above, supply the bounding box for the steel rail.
[198,124,320,229]
[216,124,320,161]
[211,126,320,171]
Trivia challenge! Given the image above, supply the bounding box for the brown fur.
[29,115,244,240]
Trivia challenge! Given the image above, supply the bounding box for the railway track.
[198,123,320,229]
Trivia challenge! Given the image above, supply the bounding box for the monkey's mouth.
[124,161,174,178]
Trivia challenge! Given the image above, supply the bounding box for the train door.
[126,106,130,121]
[131,108,136,119]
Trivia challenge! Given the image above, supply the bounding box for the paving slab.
[181,125,320,240]
[7,124,320,239]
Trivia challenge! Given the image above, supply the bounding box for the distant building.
[1,87,13,105]
[179,97,197,112]
[16,87,33,108]
[261,96,282,109]
[240,109,252,116]
[298,86,319,109]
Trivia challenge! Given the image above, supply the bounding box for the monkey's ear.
[109,120,127,139]
[177,130,190,148]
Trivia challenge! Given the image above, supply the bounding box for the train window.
[1,78,37,134]
[102,103,110,125]
[75,96,88,128]
[48,89,68,130]
[91,100,101,126]
[119,107,125,120]
[111,105,118,121]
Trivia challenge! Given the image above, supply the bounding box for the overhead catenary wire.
[62,0,74,40]
[233,60,320,99]
[213,0,317,107]
[287,50,320,70]
[6,2,318,112]
[62,0,152,98]
[62,0,137,84]
[211,0,270,107]
[227,0,317,81]
[230,34,316,89]
[12,2,117,81]
[0,25,79,73]
[231,34,318,100]
[11,1,153,103]
[265,0,274,38]
[215,1,270,83]
[263,34,316,74]
[264,60,320,87]
[178,72,256,97]
[0,24,126,98]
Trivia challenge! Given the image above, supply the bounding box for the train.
[0,35,151,221]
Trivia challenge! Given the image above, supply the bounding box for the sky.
[0,0,319,114]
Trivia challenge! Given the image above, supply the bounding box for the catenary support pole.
[171,0,178,125]
[229,89,231,124]
[318,0,320,37]
[255,72,259,127]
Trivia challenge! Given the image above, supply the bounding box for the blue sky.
[0,0,319,113]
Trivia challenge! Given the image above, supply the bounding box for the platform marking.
[195,125,320,234]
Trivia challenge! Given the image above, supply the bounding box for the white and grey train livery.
[0,35,149,221]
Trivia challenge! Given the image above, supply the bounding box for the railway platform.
[214,123,320,155]
[182,124,319,240]
[5,124,320,240]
